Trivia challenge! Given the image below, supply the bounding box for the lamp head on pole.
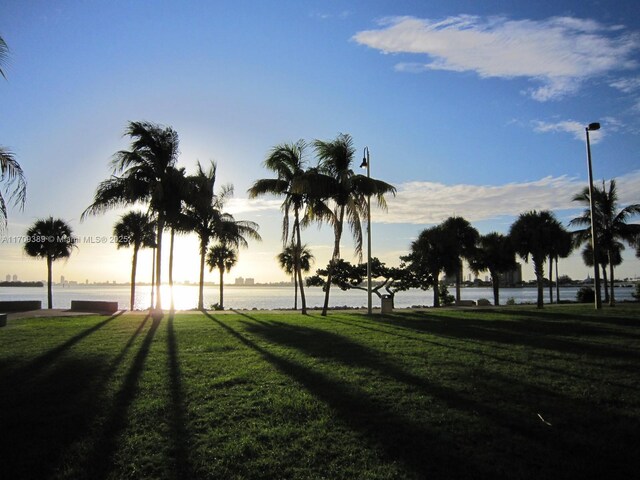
[587,122,601,131]
[361,146,369,169]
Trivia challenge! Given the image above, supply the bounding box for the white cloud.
[533,120,603,143]
[353,15,640,101]
[226,197,282,215]
[610,76,640,93]
[379,170,640,225]
[228,171,640,227]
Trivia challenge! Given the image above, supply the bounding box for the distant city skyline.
[1,1,639,286]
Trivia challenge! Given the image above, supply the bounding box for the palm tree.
[24,217,76,309]
[206,244,237,310]
[277,243,314,309]
[404,225,452,307]
[248,141,313,313]
[548,225,573,304]
[113,211,156,310]
[509,210,560,308]
[163,166,189,310]
[470,232,517,306]
[0,36,26,228]
[439,216,479,304]
[182,161,231,309]
[312,133,396,316]
[580,242,621,304]
[571,180,640,306]
[0,35,8,79]
[0,148,26,229]
[82,120,180,311]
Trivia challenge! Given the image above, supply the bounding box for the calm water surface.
[0,284,636,310]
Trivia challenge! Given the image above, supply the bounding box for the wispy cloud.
[353,15,640,101]
[610,76,640,93]
[380,170,640,225]
[229,171,640,227]
[532,120,601,143]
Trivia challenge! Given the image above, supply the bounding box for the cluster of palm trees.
[80,121,261,312]
[20,121,261,311]
[405,181,639,308]
[249,134,396,315]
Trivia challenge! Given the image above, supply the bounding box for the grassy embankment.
[1,304,639,479]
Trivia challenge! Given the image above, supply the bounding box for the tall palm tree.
[570,179,640,305]
[82,120,180,311]
[277,243,314,309]
[206,244,237,310]
[312,133,396,316]
[0,36,26,228]
[24,217,76,309]
[182,161,232,309]
[163,166,189,310]
[509,210,560,308]
[469,232,517,306]
[439,216,479,304]
[248,141,313,313]
[113,211,156,310]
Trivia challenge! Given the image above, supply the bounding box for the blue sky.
[1,0,639,285]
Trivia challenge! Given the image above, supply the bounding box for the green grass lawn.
[1,305,639,479]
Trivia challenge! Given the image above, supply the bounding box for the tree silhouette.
[114,211,156,310]
[24,217,76,309]
[470,232,517,306]
[277,243,314,309]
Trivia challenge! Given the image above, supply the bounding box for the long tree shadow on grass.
[80,315,162,480]
[329,315,640,393]
[206,311,536,478]
[166,314,194,479]
[377,311,640,362]
[7,311,124,382]
[0,312,144,479]
[236,313,640,479]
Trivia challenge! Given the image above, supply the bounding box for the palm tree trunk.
[433,273,440,307]
[169,227,175,310]
[455,264,462,303]
[130,246,139,311]
[609,252,615,306]
[219,268,224,310]
[534,260,544,308]
[294,211,307,314]
[491,273,500,306]
[47,255,53,309]
[155,214,165,311]
[548,257,554,304]
[198,240,206,310]
[322,207,344,316]
[555,257,561,303]
[150,246,156,309]
[293,274,298,310]
[601,264,609,304]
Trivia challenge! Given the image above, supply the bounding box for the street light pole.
[585,122,602,310]
[361,147,372,315]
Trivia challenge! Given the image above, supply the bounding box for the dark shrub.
[576,286,595,303]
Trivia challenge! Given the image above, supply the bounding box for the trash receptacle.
[381,295,393,314]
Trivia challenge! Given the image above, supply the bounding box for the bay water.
[0,284,636,311]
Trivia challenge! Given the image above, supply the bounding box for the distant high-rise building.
[12,274,17,281]
[5,274,10,282]
[245,277,255,286]
[60,275,65,284]
[235,277,245,285]
[499,263,522,287]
